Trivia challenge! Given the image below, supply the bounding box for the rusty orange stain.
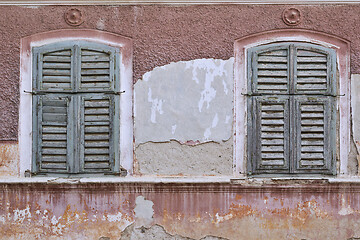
[235,194,242,200]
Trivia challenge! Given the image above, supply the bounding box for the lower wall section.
[1,182,360,239]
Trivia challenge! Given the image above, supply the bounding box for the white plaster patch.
[106,212,124,222]
[351,74,360,154]
[13,206,31,223]
[171,125,177,135]
[148,88,164,123]
[339,195,354,216]
[225,115,231,124]
[96,18,105,30]
[214,212,233,224]
[0,215,5,224]
[134,196,154,220]
[135,58,234,144]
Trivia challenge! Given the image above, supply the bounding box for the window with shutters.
[31,41,121,175]
[247,42,336,175]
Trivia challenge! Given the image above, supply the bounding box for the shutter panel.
[35,95,72,173]
[80,95,118,173]
[33,41,121,175]
[250,46,290,94]
[250,96,290,174]
[294,96,335,174]
[38,48,73,91]
[79,47,115,91]
[294,44,336,95]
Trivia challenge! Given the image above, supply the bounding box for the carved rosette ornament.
[282,8,301,26]
[65,8,84,26]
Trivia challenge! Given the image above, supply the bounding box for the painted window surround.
[19,29,133,177]
[234,29,350,177]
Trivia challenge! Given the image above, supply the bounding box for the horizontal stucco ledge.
[1,176,360,184]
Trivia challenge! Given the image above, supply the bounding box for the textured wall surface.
[1,183,360,239]
[0,143,18,177]
[1,4,360,239]
[2,4,360,139]
[134,138,233,175]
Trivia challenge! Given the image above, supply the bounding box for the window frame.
[19,30,133,177]
[247,42,336,175]
[234,29,350,178]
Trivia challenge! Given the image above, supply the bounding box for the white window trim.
[19,29,134,177]
[233,29,350,177]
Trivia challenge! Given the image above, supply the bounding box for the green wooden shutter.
[32,41,121,175]
[293,96,335,174]
[79,94,119,173]
[248,42,336,175]
[249,96,290,174]
[79,45,116,91]
[294,44,336,95]
[33,95,73,173]
[36,46,75,92]
[249,45,290,95]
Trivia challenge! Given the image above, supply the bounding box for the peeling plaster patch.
[134,58,233,145]
[225,115,231,124]
[339,195,354,216]
[13,206,31,223]
[171,125,177,135]
[0,143,19,177]
[135,137,233,175]
[96,18,105,30]
[351,74,360,154]
[134,196,154,220]
[148,88,164,124]
[107,212,125,222]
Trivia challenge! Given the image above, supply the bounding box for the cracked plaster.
[134,58,233,145]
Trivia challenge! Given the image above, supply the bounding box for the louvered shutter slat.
[37,96,70,173]
[251,47,289,94]
[80,49,113,90]
[295,47,330,94]
[294,97,334,173]
[251,96,290,173]
[40,50,72,91]
[80,95,115,173]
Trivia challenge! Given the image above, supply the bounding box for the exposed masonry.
[135,138,233,176]
[134,58,233,145]
[119,224,229,240]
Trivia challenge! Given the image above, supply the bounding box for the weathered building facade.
[1,1,360,239]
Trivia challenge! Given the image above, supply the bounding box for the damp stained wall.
[0,3,360,240]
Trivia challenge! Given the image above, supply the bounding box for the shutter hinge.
[115,90,125,95]
[104,167,128,177]
[24,169,33,177]
[324,94,345,97]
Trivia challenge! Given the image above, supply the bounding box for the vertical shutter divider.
[79,96,85,173]
[113,49,121,173]
[32,51,39,173]
[67,96,74,173]
[73,44,81,173]
[289,44,295,173]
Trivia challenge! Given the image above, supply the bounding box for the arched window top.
[247,42,336,96]
[32,40,120,93]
